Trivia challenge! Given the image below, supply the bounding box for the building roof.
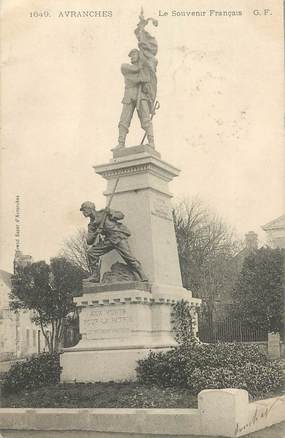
[0,269,12,289]
[262,214,285,231]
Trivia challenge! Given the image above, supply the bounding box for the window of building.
[26,329,30,348]
[37,330,41,353]
[45,330,50,347]
[33,330,36,347]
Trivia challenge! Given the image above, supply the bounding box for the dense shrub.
[171,300,196,345]
[187,362,282,395]
[2,353,61,394]
[136,343,283,397]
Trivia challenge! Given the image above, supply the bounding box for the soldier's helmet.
[128,48,139,57]
[80,201,95,212]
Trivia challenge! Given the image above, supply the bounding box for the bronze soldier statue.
[117,9,158,149]
[80,201,148,282]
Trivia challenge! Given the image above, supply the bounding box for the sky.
[1,0,284,272]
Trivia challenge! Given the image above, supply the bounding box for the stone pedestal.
[61,145,201,382]
[95,145,183,288]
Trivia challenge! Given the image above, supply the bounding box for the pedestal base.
[60,284,200,383]
[61,347,170,383]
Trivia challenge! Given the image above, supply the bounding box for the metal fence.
[198,317,268,343]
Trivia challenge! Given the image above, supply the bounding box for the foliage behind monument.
[10,257,84,353]
[232,247,285,333]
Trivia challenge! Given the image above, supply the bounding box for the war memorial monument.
[60,9,201,382]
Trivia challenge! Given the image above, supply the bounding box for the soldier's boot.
[116,125,128,149]
[133,264,148,282]
[83,256,101,283]
[83,269,100,283]
[146,125,155,148]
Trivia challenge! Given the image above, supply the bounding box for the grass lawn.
[1,382,198,409]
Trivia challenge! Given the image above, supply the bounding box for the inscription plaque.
[151,196,172,221]
[83,307,131,332]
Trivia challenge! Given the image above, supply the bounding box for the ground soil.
[1,382,198,409]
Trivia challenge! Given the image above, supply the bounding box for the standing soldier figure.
[117,9,158,149]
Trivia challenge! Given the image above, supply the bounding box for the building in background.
[233,231,258,271]
[0,252,47,362]
[0,269,17,361]
[262,214,285,249]
[13,250,33,272]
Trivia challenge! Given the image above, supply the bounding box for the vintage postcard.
[0,0,284,435]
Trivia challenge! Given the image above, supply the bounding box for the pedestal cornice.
[94,153,180,183]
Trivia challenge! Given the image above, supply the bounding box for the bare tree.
[173,198,242,321]
[60,229,91,275]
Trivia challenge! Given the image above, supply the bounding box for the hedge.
[2,353,61,394]
[136,342,283,397]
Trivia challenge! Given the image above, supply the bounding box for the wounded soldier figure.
[80,201,148,283]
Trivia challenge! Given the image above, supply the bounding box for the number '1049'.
[29,11,51,18]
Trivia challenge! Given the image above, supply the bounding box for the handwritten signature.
[235,396,285,435]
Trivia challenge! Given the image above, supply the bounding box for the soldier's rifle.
[93,177,120,245]
[140,100,160,145]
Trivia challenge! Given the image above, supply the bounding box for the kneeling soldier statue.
[80,201,148,283]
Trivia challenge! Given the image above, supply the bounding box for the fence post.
[238,320,242,342]
[268,332,281,359]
